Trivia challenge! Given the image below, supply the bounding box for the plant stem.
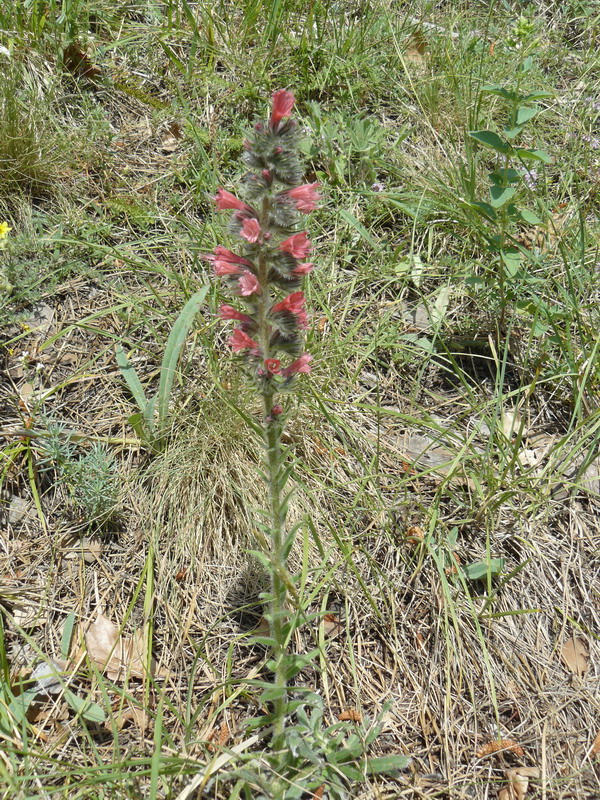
[256,193,288,750]
[262,390,288,751]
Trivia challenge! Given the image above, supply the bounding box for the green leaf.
[468,130,511,155]
[469,200,497,220]
[8,687,38,725]
[63,689,106,723]
[157,286,209,432]
[503,125,524,141]
[489,168,521,185]
[516,105,539,125]
[500,249,523,277]
[366,754,412,775]
[127,412,149,442]
[519,208,544,225]
[116,345,148,417]
[521,91,552,102]
[61,613,76,660]
[489,185,516,208]
[462,558,505,580]
[480,85,518,102]
[515,148,552,164]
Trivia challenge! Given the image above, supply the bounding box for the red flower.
[264,358,281,374]
[238,270,261,296]
[240,218,261,243]
[279,232,312,259]
[270,89,295,129]
[205,246,253,276]
[271,404,283,416]
[292,262,314,275]
[219,305,253,323]
[271,291,305,315]
[229,329,259,353]
[285,182,320,213]
[282,353,312,376]
[214,188,251,212]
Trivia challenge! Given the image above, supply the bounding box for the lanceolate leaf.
[157,286,209,431]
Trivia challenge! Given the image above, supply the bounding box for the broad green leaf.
[366,754,412,775]
[521,91,552,102]
[480,85,518,101]
[500,249,523,277]
[127,412,149,442]
[519,208,544,225]
[116,345,148,415]
[463,558,505,580]
[8,687,38,725]
[64,688,106,723]
[490,185,516,208]
[157,286,209,432]
[516,105,539,125]
[515,148,552,164]
[468,130,511,155]
[489,168,521,185]
[503,125,524,141]
[470,200,497,220]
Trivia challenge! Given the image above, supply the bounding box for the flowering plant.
[205,89,319,750]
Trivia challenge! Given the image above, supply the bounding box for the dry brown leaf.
[63,43,102,80]
[404,30,428,65]
[115,701,150,732]
[338,709,363,722]
[589,730,600,758]
[476,738,524,758]
[561,636,589,677]
[498,767,540,800]
[405,525,425,544]
[80,613,151,681]
[322,614,342,638]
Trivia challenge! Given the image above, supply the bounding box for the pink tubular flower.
[238,270,261,296]
[270,89,295,129]
[286,182,320,213]
[279,232,312,259]
[229,329,259,353]
[272,291,305,315]
[207,246,254,276]
[292,262,314,275]
[219,305,253,323]
[240,218,261,243]
[282,353,312,377]
[215,188,252,212]
[264,358,281,374]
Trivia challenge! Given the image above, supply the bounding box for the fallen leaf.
[590,730,600,758]
[338,709,363,722]
[63,43,102,80]
[79,613,153,681]
[404,29,428,65]
[405,525,424,544]
[476,738,524,758]
[322,614,342,638]
[561,636,588,677]
[498,767,540,800]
